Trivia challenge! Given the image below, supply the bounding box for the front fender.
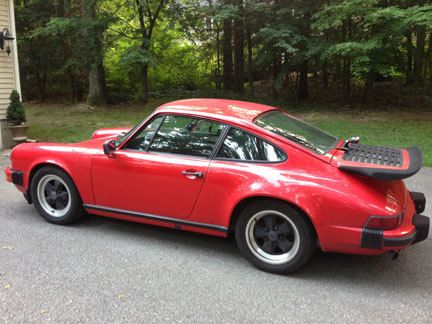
[10,143,97,204]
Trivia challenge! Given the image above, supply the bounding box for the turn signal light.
[364,213,403,230]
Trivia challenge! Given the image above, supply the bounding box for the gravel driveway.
[0,151,431,323]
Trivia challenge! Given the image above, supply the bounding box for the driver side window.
[124,116,164,151]
[124,115,225,158]
[149,115,224,158]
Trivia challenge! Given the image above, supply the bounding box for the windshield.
[255,110,338,154]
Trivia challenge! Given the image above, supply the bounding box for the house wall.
[0,0,21,149]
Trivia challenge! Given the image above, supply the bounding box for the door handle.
[181,170,204,178]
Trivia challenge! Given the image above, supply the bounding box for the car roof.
[156,99,277,124]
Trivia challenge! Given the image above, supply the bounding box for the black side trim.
[11,170,24,186]
[83,204,228,233]
[410,192,426,214]
[383,231,417,247]
[361,228,383,249]
[339,146,423,180]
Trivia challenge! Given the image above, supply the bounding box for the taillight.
[364,213,403,230]
[4,167,12,183]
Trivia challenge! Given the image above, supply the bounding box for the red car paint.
[4,99,427,255]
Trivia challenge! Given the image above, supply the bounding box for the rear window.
[255,110,338,154]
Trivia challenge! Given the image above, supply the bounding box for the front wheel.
[235,200,315,274]
[30,166,86,225]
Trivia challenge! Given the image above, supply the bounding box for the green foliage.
[14,0,432,103]
[6,90,26,125]
[312,0,432,83]
[120,45,155,67]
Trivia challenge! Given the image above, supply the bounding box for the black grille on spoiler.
[342,144,403,167]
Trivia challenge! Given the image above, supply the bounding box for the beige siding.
[0,0,15,120]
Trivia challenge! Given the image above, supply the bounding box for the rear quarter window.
[216,128,285,162]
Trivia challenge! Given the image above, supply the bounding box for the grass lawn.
[26,100,432,166]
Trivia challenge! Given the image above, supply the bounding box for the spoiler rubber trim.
[339,146,422,180]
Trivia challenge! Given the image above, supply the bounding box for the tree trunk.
[272,55,280,99]
[28,39,46,101]
[362,69,375,103]
[137,0,166,102]
[405,30,414,85]
[141,63,149,103]
[136,0,148,102]
[343,57,351,99]
[342,20,351,99]
[87,63,108,106]
[66,69,80,103]
[322,61,328,89]
[222,0,233,91]
[335,58,341,83]
[35,71,45,101]
[233,0,244,94]
[298,60,308,99]
[82,0,108,106]
[246,25,253,95]
[414,26,426,86]
[425,33,432,86]
[215,27,222,90]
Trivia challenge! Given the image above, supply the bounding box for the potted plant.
[6,90,28,139]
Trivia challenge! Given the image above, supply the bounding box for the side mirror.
[103,140,116,155]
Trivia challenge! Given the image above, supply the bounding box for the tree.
[6,90,26,125]
[81,0,109,106]
[134,0,168,102]
[233,0,244,93]
[222,0,234,91]
[14,0,432,104]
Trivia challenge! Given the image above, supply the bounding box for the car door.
[188,126,287,226]
[91,114,225,219]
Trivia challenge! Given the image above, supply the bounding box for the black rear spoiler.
[338,146,422,180]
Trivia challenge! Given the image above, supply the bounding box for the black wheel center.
[268,231,278,241]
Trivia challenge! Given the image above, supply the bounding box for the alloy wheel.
[245,210,300,265]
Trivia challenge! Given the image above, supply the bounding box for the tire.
[235,200,315,274]
[30,166,86,225]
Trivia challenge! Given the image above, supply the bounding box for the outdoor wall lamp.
[0,28,14,56]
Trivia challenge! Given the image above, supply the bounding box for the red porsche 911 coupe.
[4,99,429,273]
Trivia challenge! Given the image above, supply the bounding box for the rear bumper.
[362,213,429,249]
[411,191,426,214]
[384,214,430,246]
[383,230,417,247]
[4,167,24,186]
[411,214,430,244]
[361,190,429,249]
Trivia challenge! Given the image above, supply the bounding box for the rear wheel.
[31,166,85,225]
[235,200,315,274]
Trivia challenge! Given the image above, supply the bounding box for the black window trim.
[117,112,287,163]
[209,125,230,159]
[144,115,166,152]
[122,112,228,160]
[212,125,288,164]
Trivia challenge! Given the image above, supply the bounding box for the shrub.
[6,90,26,125]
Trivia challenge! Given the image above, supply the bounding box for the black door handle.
[181,170,204,178]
